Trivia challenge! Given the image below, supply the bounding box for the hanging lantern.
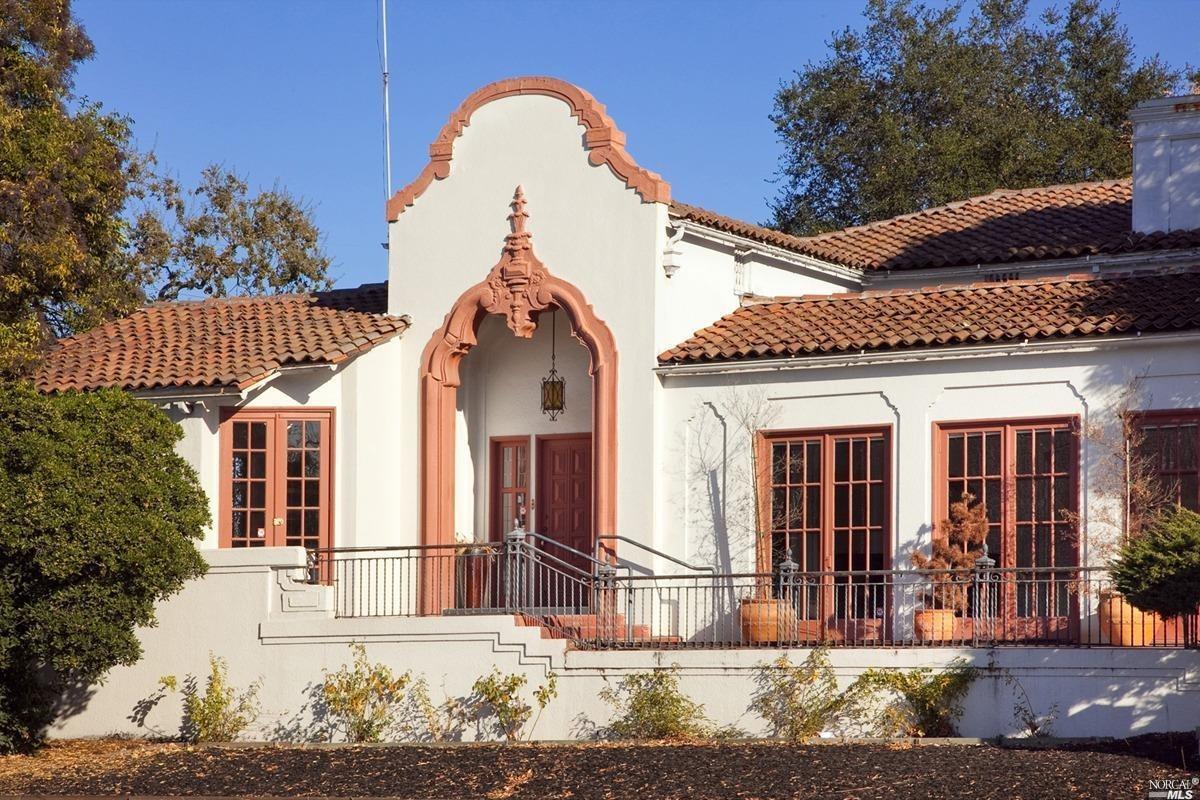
[541,310,565,421]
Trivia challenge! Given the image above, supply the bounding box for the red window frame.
[489,436,531,540]
[218,408,335,551]
[757,426,892,574]
[933,416,1080,572]
[1128,410,1200,514]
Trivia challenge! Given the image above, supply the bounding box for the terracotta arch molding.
[386,76,671,220]
[418,188,618,609]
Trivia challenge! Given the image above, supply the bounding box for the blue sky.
[74,0,1197,290]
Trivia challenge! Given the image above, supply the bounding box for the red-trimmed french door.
[219,408,334,552]
[760,426,892,641]
[934,417,1080,641]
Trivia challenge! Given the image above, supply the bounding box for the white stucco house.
[37,79,1200,740]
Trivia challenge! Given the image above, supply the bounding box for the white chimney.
[1131,94,1200,234]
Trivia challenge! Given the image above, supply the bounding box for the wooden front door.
[536,434,593,576]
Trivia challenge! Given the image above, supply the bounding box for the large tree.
[0,384,209,750]
[770,0,1194,235]
[0,0,330,376]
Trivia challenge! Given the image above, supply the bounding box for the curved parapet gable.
[386,76,671,220]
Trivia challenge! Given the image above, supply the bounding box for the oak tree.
[770,0,1194,234]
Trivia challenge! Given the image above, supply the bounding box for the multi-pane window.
[765,428,890,619]
[1133,412,1200,513]
[490,437,530,539]
[221,409,332,552]
[937,419,1078,621]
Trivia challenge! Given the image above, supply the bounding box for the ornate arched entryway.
[418,188,617,609]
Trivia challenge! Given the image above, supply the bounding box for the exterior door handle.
[273,517,283,526]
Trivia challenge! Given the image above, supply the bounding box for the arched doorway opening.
[418,188,617,611]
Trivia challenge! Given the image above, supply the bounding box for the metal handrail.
[522,531,612,572]
[606,564,1102,583]
[517,537,598,581]
[596,534,716,573]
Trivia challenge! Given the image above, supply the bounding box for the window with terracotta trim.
[935,418,1079,625]
[762,427,891,619]
[220,409,333,552]
[1130,411,1200,514]
[489,436,530,540]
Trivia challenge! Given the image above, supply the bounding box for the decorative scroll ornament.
[482,186,556,337]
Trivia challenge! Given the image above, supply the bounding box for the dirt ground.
[0,734,1194,799]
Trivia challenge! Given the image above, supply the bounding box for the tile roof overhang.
[670,179,1200,272]
[658,269,1200,366]
[34,282,408,394]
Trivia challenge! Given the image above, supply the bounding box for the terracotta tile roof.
[671,179,1200,271]
[658,269,1200,365]
[35,282,407,393]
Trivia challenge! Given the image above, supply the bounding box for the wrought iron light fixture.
[541,310,565,421]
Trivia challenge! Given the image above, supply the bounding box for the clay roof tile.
[34,282,408,393]
[658,269,1200,365]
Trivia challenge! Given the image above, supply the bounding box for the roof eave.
[655,330,1200,377]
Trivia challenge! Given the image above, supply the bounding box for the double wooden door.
[489,433,594,605]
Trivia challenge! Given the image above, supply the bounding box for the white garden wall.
[51,549,1200,742]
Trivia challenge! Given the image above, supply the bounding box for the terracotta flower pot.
[1098,589,1158,646]
[739,597,798,644]
[913,608,957,642]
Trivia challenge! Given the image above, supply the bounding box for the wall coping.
[202,546,308,570]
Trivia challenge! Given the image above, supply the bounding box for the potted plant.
[455,537,498,610]
[911,493,988,641]
[739,421,798,644]
[1108,506,1200,647]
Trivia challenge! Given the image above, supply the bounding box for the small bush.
[406,677,465,742]
[860,659,977,737]
[320,643,411,743]
[1004,673,1057,739]
[468,668,557,743]
[750,649,875,741]
[1111,506,1200,627]
[161,654,260,743]
[600,667,734,741]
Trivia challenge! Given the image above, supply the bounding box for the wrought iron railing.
[308,541,1196,649]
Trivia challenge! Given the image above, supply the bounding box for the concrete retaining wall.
[50,549,1200,742]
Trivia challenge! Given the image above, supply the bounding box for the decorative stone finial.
[484,187,553,337]
[509,186,529,234]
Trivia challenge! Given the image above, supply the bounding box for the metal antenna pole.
[380,0,393,201]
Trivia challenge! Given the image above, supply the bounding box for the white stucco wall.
[655,236,859,356]
[51,548,1200,742]
[387,93,667,550]
[657,337,1200,573]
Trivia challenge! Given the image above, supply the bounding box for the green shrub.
[0,384,208,751]
[750,649,875,741]
[1111,506,1200,627]
[468,668,557,743]
[860,660,977,737]
[320,643,411,743]
[600,666,734,741]
[162,654,260,742]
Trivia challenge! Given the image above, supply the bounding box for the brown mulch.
[0,734,1194,799]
